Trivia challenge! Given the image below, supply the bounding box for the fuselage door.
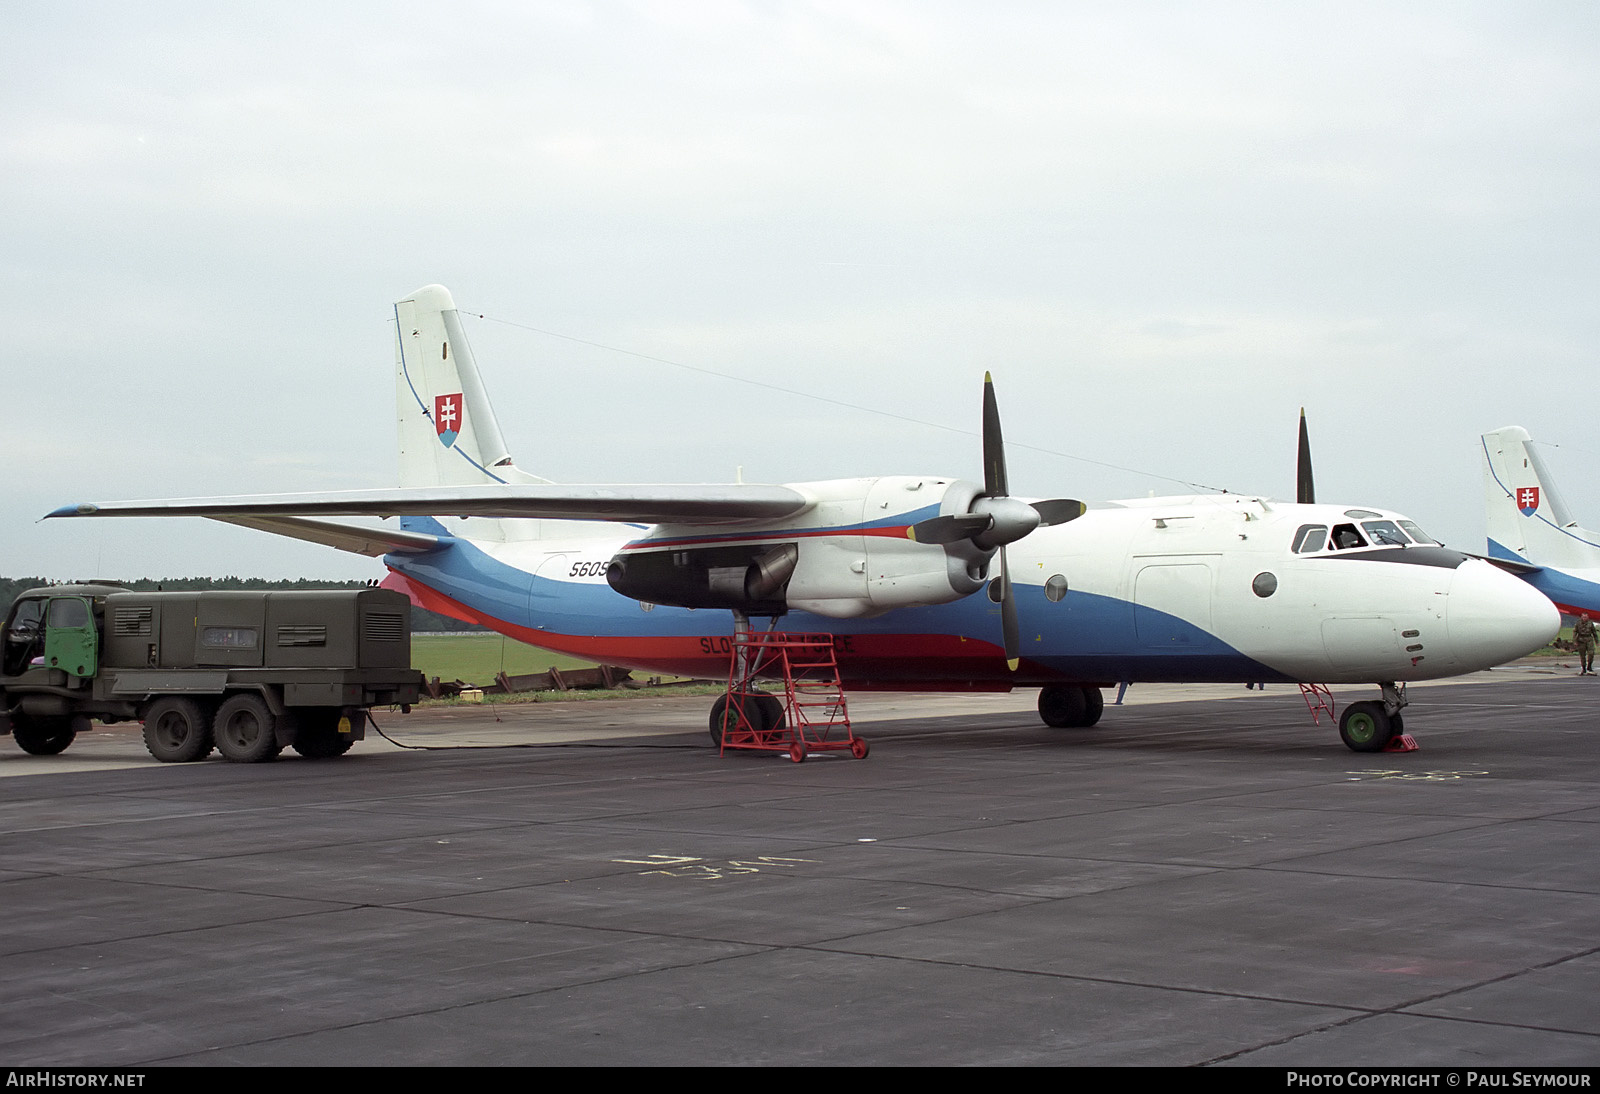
[1321,616,1403,676]
[1133,560,1216,648]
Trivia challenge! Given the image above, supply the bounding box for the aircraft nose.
[1446,559,1559,669]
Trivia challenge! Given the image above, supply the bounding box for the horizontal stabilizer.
[210,515,446,557]
[48,484,813,526]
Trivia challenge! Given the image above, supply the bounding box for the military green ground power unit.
[1,583,423,762]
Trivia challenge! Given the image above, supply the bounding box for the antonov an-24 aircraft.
[50,285,1558,753]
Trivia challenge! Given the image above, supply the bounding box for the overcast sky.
[6,1,1599,581]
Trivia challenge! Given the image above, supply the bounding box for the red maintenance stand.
[717,630,868,763]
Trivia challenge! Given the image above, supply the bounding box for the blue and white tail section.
[394,285,536,492]
[1481,426,1600,616]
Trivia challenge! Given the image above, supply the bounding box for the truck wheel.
[214,694,280,763]
[291,710,354,759]
[12,714,76,756]
[142,697,214,762]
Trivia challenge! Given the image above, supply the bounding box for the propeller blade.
[999,544,1020,670]
[1031,499,1086,527]
[981,372,1009,498]
[908,513,990,544]
[1297,407,1315,505]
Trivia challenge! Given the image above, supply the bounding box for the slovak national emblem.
[435,393,463,448]
[1517,486,1540,517]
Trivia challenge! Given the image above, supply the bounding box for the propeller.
[1297,407,1315,505]
[908,373,1085,670]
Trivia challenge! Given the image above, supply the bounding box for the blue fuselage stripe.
[387,538,1293,684]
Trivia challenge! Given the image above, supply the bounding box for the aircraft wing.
[47,484,813,526]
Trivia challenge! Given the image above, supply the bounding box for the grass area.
[411,632,720,706]
[412,633,601,686]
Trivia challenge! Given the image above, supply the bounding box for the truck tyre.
[12,713,77,756]
[214,694,281,763]
[142,697,214,762]
[290,709,355,759]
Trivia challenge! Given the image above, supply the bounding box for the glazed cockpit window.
[1291,524,1328,553]
[1398,520,1438,545]
[1330,523,1368,550]
[1360,520,1410,546]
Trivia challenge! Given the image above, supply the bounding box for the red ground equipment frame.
[718,630,868,763]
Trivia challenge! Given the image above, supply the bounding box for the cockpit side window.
[1360,520,1410,547]
[1291,524,1328,553]
[1330,523,1368,550]
[1398,520,1438,545]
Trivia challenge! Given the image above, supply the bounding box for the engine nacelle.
[604,476,993,618]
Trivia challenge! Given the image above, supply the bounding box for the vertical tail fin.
[394,284,547,489]
[1481,426,1600,569]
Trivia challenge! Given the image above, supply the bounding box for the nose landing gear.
[1328,681,1418,753]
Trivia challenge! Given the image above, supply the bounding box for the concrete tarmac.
[2,663,1597,1066]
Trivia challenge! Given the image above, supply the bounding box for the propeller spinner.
[908,373,1085,669]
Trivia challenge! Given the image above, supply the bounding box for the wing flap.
[210,515,446,557]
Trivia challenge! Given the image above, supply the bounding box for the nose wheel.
[1339,701,1395,752]
[1336,683,1417,753]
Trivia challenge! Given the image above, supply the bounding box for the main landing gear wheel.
[11,713,77,756]
[1038,685,1104,729]
[213,694,281,763]
[708,693,785,747]
[1339,700,1396,753]
[142,697,214,762]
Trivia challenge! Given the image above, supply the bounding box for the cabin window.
[1044,575,1068,602]
[1252,572,1278,598]
[1291,524,1327,553]
[1360,520,1410,546]
[1330,523,1368,550]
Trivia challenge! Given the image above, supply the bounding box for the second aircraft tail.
[1481,426,1600,572]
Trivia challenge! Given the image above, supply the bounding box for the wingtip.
[45,504,95,519]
